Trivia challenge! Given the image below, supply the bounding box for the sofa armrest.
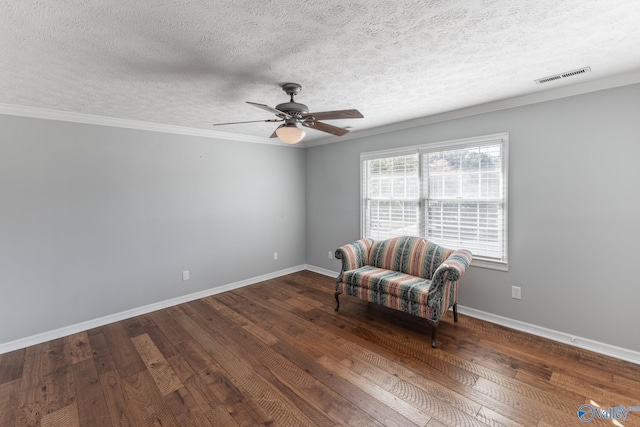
[431,249,473,284]
[335,239,374,273]
[426,248,472,321]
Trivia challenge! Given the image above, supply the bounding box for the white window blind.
[361,134,508,269]
[362,153,420,240]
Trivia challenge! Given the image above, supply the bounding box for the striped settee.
[334,236,472,347]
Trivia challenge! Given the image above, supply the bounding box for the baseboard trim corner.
[0,265,306,355]
[304,264,339,278]
[4,265,638,366]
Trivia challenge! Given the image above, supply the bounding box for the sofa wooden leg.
[334,292,340,312]
[453,303,458,322]
[431,326,437,348]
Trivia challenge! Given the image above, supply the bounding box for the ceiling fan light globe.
[275,124,306,144]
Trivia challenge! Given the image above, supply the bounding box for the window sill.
[471,259,508,271]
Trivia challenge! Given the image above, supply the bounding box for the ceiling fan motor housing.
[275,101,309,117]
[277,83,308,118]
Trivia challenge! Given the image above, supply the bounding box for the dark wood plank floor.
[1,270,639,426]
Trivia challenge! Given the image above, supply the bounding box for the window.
[361,133,508,270]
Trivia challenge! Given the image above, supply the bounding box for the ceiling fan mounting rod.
[275,82,309,118]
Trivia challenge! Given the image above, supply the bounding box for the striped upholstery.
[342,266,431,304]
[335,236,472,324]
[368,236,453,279]
[334,238,373,271]
[341,266,434,318]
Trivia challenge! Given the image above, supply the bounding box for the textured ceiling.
[2,0,640,144]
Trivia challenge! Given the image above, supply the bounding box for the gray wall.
[0,116,306,344]
[3,83,639,353]
[306,83,640,352]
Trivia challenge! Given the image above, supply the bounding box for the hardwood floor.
[1,270,639,426]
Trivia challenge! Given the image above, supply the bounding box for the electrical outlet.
[273,251,278,260]
[182,270,190,281]
[328,251,333,260]
[511,286,521,300]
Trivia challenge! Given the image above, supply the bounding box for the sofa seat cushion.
[341,265,432,305]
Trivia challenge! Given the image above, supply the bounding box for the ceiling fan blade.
[246,101,291,119]
[304,121,350,136]
[305,109,363,121]
[270,128,279,138]
[213,118,282,126]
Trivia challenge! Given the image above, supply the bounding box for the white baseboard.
[305,265,640,366]
[304,264,339,278]
[0,265,306,355]
[456,306,640,365]
[4,265,639,366]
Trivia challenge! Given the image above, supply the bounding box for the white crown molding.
[307,265,640,365]
[3,70,640,149]
[0,103,287,146]
[305,69,640,148]
[0,265,306,355]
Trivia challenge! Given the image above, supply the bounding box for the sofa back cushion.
[368,236,453,279]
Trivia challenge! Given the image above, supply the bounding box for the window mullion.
[361,133,508,268]
[419,152,425,240]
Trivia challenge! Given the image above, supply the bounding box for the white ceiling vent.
[535,66,591,85]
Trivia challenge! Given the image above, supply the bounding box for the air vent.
[535,66,591,85]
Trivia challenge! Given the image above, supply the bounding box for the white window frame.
[360,133,509,271]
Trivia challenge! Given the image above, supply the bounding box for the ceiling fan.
[213,83,363,144]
